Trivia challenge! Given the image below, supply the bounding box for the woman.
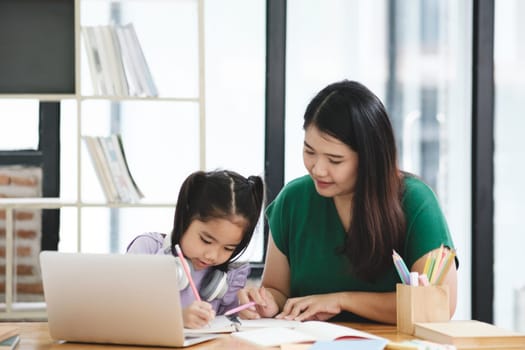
[238,80,457,324]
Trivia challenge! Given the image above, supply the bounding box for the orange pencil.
[434,249,456,285]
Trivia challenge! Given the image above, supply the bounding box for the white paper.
[232,327,317,346]
[184,315,302,334]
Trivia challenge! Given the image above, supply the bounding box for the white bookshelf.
[0,0,206,319]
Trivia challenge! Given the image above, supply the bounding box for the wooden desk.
[6,322,414,349]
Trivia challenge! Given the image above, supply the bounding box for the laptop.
[39,251,219,347]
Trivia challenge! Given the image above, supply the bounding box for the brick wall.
[0,166,44,302]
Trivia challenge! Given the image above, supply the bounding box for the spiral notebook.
[39,251,218,347]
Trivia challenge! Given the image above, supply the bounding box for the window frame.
[0,102,60,250]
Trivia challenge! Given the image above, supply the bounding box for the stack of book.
[83,134,144,203]
[81,23,158,97]
[414,320,525,349]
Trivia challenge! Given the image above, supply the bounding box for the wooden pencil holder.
[396,283,450,334]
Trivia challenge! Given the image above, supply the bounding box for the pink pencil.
[224,301,256,316]
[175,244,201,302]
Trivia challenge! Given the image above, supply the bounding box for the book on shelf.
[114,24,142,96]
[81,26,106,95]
[83,135,119,201]
[413,320,525,349]
[81,23,157,97]
[92,25,118,96]
[83,134,144,203]
[100,25,129,96]
[121,22,158,97]
[113,134,144,200]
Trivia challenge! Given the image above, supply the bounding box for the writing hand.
[183,300,216,329]
[237,286,279,319]
[276,293,341,322]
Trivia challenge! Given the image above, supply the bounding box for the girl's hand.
[276,293,342,321]
[237,286,279,319]
[183,301,216,329]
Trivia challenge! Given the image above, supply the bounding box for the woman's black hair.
[304,80,406,281]
[170,170,265,271]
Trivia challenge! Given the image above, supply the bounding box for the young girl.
[127,170,264,328]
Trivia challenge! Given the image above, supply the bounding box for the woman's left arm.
[277,248,457,323]
[341,248,457,323]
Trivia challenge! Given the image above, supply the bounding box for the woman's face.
[303,125,359,200]
[180,217,244,270]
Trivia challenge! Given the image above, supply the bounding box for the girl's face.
[303,125,359,201]
[180,217,244,270]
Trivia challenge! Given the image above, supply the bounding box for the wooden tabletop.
[6,321,414,349]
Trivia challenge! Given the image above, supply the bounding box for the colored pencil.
[175,244,201,302]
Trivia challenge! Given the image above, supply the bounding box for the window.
[494,0,525,331]
[285,0,472,320]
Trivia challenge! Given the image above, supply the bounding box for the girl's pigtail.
[171,171,205,253]
[247,175,265,218]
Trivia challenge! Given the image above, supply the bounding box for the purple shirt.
[126,232,250,315]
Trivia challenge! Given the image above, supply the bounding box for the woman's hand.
[182,301,215,329]
[276,293,342,321]
[237,286,280,319]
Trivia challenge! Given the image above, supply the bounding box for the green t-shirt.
[266,174,455,321]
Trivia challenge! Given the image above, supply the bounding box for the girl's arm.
[237,234,289,319]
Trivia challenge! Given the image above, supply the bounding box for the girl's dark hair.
[304,80,405,281]
[170,170,265,271]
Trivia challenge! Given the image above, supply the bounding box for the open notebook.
[184,316,387,347]
[39,251,218,347]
